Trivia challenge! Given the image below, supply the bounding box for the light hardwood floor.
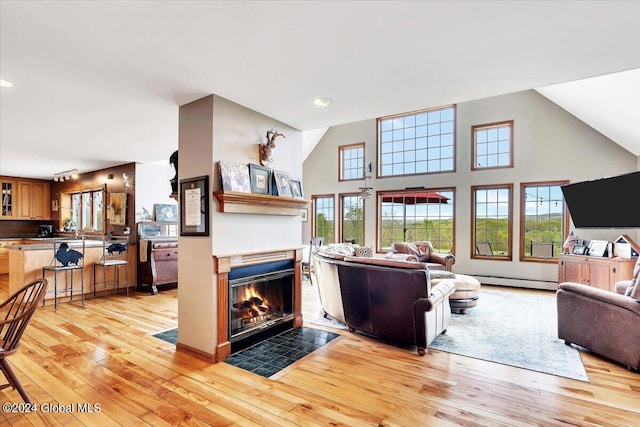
[1,275,639,426]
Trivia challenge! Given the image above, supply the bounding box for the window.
[521,181,568,261]
[378,189,455,252]
[339,143,365,181]
[472,120,513,170]
[472,185,512,260]
[378,105,455,177]
[312,195,335,243]
[70,189,104,232]
[340,194,364,244]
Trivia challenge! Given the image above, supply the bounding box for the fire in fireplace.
[228,260,294,352]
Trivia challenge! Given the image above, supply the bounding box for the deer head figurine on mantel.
[259,129,286,166]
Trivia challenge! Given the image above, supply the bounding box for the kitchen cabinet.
[17,180,50,220]
[1,178,16,219]
[558,254,637,292]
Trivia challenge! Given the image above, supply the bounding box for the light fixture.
[358,162,373,200]
[313,96,333,107]
[53,169,78,182]
[0,78,13,88]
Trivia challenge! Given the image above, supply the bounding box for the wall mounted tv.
[561,171,640,228]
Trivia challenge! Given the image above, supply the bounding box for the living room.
[1,2,640,425]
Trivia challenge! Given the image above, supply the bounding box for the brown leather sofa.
[557,256,640,371]
[311,246,455,355]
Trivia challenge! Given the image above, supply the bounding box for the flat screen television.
[561,171,640,228]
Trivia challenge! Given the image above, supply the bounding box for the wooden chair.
[302,237,325,280]
[0,278,49,403]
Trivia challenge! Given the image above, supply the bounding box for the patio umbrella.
[381,191,449,241]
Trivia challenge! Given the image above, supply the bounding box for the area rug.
[153,327,178,344]
[430,289,590,382]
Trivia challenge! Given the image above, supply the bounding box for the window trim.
[471,120,514,171]
[376,105,457,179]
[471,183,513,261]
[311,194,336,244]
[519,180,570,263]
[338,142,366,182]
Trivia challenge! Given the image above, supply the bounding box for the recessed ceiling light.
[0,78,13,88]
[313,97,332,107]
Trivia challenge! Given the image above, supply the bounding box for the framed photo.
[301,208,308,222]
[289,178,304,199]
[273,169,292,197]
[218,161,251,193]
[180,175,209,236]
[588,240,608,257]
[154,203,178,221]
[249,163,271,195]
[572,245,587,255]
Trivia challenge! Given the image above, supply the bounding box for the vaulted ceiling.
[1,1,638,180]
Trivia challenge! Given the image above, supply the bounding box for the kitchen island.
[7,238,136,306]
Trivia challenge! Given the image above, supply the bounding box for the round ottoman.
[431,273,480,314]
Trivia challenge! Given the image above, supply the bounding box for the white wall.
[178,94,303,356]
[303,90,639,289]
[134,162,177,222]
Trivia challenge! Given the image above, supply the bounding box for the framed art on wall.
[249,163,271,195]
[180,175,209,236]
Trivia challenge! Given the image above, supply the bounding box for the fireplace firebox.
[228,260,295,352]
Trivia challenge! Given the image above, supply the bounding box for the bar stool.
[42,238,86,312]
[93,236,129,301]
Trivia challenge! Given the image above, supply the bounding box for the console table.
[557,254,636,292]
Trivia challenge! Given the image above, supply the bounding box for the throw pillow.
[354,246,374,257]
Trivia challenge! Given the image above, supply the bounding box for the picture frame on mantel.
[248,163,271,195]
[180,175,209,236]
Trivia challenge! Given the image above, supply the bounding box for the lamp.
[358,162,373,200]
[53,169,78,182]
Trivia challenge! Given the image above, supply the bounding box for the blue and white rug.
[431,289,590,382]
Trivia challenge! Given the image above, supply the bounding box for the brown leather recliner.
[557,256,640,371]
[389,241,455,271]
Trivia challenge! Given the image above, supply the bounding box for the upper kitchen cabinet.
[1,178,16,219]
[17,179,50,220]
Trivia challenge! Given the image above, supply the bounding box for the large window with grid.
[312,195,335,243]
[378,189,455,252]
[339,143,365,181]
[378,106,455,177]
[521,181,568,261]
[472,120,513,170]
[472,185,512,260]
[340,194,364,245]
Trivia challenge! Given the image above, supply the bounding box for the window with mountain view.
[340,194,364,245]
[472,185,512,260]
[378,189,455,252]
[313,195,335,243]
[520,181,568,261]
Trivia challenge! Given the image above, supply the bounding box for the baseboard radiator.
[468,274,558,291]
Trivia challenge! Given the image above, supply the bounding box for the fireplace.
[229,260,294,352]
[214,248,303,362]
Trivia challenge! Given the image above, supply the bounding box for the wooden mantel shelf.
[213,191,309,216]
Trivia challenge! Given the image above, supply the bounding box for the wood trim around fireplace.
[213,247,303,363]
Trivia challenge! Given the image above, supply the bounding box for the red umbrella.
[381,191,449,241]
[381,191,449,204]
